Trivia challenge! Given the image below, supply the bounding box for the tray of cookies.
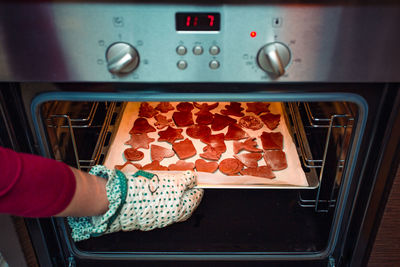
[104,101,311,189]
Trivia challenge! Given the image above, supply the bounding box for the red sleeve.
[0,147,76,217]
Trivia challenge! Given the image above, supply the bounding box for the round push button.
[209,45,220,55]
[177,60,188,70]
[176,45,187,55]
[209,60,220,69]
[193,46,204,55]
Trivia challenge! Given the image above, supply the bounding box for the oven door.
[10,82,396,266]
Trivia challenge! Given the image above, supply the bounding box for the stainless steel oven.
[0,1,400,266]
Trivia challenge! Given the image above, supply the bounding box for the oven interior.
[35,95,358,254]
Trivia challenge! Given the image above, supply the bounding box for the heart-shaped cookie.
[195,159,219,173]
[124,148,144,161]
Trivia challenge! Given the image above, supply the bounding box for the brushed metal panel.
[0,3,399,82]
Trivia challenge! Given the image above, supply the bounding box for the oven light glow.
[250,31,257,38]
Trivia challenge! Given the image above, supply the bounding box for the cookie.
[240,166,275,179]
[155,102,174,113]
[264,150,287,171]
[172,111,194,127]
[220,102,245,117]
[150,144,175,162]
[259,113,281,130]
[158,126,184,144]
[142,160,168,171]
[246,102,270,115]
[172,138,197,159]
[195,159,219,173]
[129,118,156,134]
[234,152,263,168]
[219,158,244,175]
[124,148,144,161]
[260,132,283,150]
[233,138,263,154]
[168,160,195,171]
[211,113,237,131]
[138,102,158,118]
[186,124,211,139]
[125,133,155,149]
[239,116,263,130]
[225,124,249,140]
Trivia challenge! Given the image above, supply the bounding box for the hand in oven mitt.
[68,165,204,242]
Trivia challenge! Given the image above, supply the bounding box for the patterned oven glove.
[68,165,204,242]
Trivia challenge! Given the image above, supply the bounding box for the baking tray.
[104,102,312,189]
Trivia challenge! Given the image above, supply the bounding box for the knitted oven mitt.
[68,165,204,242]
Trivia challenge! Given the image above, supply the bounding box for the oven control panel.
[72,4,313,82]
[0,3,399,82]
[104,40,292,78]
[88,5,302,82]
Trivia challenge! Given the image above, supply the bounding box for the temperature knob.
[106,42,139,74]
[257,42,291,76]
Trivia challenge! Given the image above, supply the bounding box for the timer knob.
[257,42,291,76]
[106,42,139,74]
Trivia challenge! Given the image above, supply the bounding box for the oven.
[1,1,400,266]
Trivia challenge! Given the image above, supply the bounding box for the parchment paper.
[104,102,308,188]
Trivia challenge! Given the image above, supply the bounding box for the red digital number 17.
[208,15,215,26]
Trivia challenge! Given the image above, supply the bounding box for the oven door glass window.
[33,90,364,260]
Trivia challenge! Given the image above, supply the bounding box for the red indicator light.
[250,31,257,38]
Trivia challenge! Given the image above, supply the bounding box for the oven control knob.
[257,42,291,76]
[106,42,139,74]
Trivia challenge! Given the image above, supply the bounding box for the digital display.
[176,13,220,31]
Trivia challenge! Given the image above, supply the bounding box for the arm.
[55,167,109,217]
[0,146,108,218]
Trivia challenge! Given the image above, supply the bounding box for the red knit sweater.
[0,147,76,217]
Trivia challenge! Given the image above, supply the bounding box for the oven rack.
[288,102,353,169]
[47,102,100,128]
[44,100,351,211]
[46,102,120,171]
[304,102,354,128]
[286,102,353,212]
